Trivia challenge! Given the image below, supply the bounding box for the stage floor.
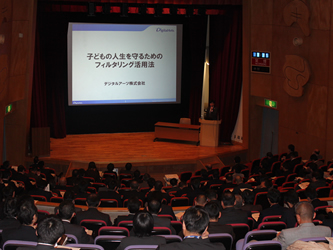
[46,132,245,164]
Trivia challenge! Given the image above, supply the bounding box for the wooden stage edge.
[25,132,248,180]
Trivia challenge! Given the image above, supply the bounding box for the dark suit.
[0,217,21,230]
[1,225,37,247]
[85,169,101,182]
[147,191,171,204]
[114,214,135,226]
[62,220,93,244]
[205,107,219,120]
[152,215,176,234]
[241,204,262,213]
[159,204,176,221]
[281,207,297,228]
[116,235,166,250]
[218,207,248,225]
[308,179,327,190]
[255,204,285,227]
[75,207,112,226]
[11,172,33,191]
[158,237,225,250]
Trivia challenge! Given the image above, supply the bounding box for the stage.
[27,132,247,180]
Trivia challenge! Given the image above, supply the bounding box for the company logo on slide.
[156,28,174,33]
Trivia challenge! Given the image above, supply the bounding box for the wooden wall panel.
[325,87,333,141]
[251,0,273,25]
[12,0,34,21]
[309,0,331,30]
[8,75,25,103]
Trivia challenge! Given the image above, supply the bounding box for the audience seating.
[119,174,132,181]
[3,240,37,250]
[257,221,287,231]
[118,221,133,231]
[50,197,64,203]
[158,235,182,244]
[83,177,95,183]
[228,223,250,245]
[124,245,158,250]
[208,233,233,250]
[179,171,192,182]
[170,221,182,235]
[31,195,47,202]
[247,217,255,230]
[253,192,269,210]
[151,227,172,235]
[262,215,281,222]
[123,199,143,208]
[100,199,118,208]
[98,226,129,237]
[66,234,79,244]
[94,235,125,250]
[66,244,104,250]
[80,219,107,237]
[103,173,117,179]
[92,183,107,191]
[75,198,87,206]
[316,187,330,198]
[236,230,277,250]
[170,197,189,207]
[242,240,282,250]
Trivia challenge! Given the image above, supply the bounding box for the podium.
[199,118,221,147]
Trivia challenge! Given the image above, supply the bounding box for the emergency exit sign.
[251,51,271,74]
[5,104,12,114]
[265,99,277,108]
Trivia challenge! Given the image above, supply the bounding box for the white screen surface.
[68,23,182,105]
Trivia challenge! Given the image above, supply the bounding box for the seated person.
[116,211,166,250]
[218,192,248,225]
[255,188,285,227]
[195,194,207,207]
[2,201,38,246]
[307,170,327,190]
[104,163,117,178]
[0,197,20,230]
[73,180,90,199]
[158,206,225,250]
[120,163,134,176]
[75,194,111,226]
[18,215,66,250]
[66,169,80,186]
[147,180,171,204]
[281,190,299,228]
[120,180,145,202]
[28,180,52,202]
[166,178,180,193]
[85,162,101,182]
[305,186,328,209]
[58,200,93,244]
[274,202,331,250]
[54,190,82,216]
[240,189,262,213]
[98,179,122,207]
[114,197,141,226]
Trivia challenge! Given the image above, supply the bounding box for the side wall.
[244,0,333,161]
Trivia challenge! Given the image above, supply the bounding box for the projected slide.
[68,23,183,105]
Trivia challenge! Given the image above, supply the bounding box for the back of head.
[125,163,132,171]
[37,215,65,244]
[222,192,235,207]
[4,197,18,218]
[201,169,208,178]
[288,144,295,152]
[2,161,10,169]
[64,190,75,201]
[2,185,15,200]
[127,197,141,213]
[86,194,100,207]
[266,152,273,158]
[107,163,114,172]
[284,190,299,206]
[212,169,219,179]
[147,199,161,214]
[59,200,75,220]
[78,168,85,178]
[78,180,89,193]
[133,170,141,179]
[59,177,67,186]
[235,175,243,184]
[154,181,163,191]
[267,188,281,204]
[310,154,318,161]
[305,186,317,200]
[133,211,154,237]
[295,201,314,222]
[147,178,156,189]
[18,165,25,173]
[234,156,241,164]
[312,170,324,180]
[183,206,209,235]
[196,194,207,206]
[88,162,96,170]
[72,169,78,178]
[170,178,178,187]
[18,201,37,225]
[130,180,139,190]
[107,179,118,190]
[206,189,217,201]
[242,189,255,205]
[204,201,220,220]
[234,194,243,209]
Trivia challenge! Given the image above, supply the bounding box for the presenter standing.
[205,101,219,120]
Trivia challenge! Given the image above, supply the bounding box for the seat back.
[118,221,134,231]
[50,197,64,203]
[208,233,233,250]
[151,227,171,235]
[179,171,192,182]
[31,195,47,202]
[98,226,129,237]
[80,219,107,238]
[244,229,277,244]
[257,221,286,231]
[170,197,189,207]
[157,235,182,244]
[66,234,79,244]
[3,240,37,250]
[228,223,249,244]
[124,245,158,250]
[94,235,125,250]
[170,221,182,235]
[66,244,104,250]
[100,199,119,208]
[254,192,270,210]
[243,240,282,250]
[316,186,330,198]
[262,215,281,222]
[75,198,87,206]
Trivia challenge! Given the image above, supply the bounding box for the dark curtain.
[187,18,207,125]
[209,6,242,142]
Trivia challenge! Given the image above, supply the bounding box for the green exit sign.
[264,99,277,108]
[5,104,12,114]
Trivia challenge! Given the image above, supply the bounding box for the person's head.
[59,177,67,187]
[18,165,25,173]
[147,199,161,215]
[204,201,220,221]
[125,163,132,171]
[191,179,201,190]
[4,197,18,218]
[133,170,141,179]
[154,181,163,192]
[295,201,315,224]
[86,194,100,207]
[182,206,209,236]
[209,101,215,108]
[221,192,235,208]
[78,180,89,193]
[242,189,255,205]
[259,176,272,188]
[226,174,233,183]
[234,194,243,209]
[170,178,178,187]
[310,154,318,161]
[133,211,154,237]
[107,179,118,191]
[37,215,65,244]
[284,190,299,208]
[205,164,212,171]
[107,163,114,172]
[33,156,39,164]
[127,197,141,214]
[178,181,186,189]
[72,169,78,178]
[143,173,150,182]
[130,180,140,190]
[2,185,15,200]
[77,168,85,178]
[58,200,75,220]
[234,156,241,164]
[266,152,273,158]
[88,162,97,170]
[212,169,220,179]
[206,189,217,201]
[2,161,10,169]
[267,188,281,205]
[235,175,243,185]
[288,144,295,152]
[305,186,317,201]
[17,201,38,226]
[147,178,156,189]
[195,194,207,207]
[63,190,75,201]
[314,149,320,156]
